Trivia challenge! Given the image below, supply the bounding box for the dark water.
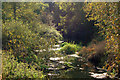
[43,44,113,80]
[58,69,91,78]
[45,69,95,80]
[44,58,99,80]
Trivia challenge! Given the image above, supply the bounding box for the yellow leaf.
[8,43,10,45]
[18,45,20,47]
[112,21,114,24]
[17,35,20,38]
[10,40,12,43]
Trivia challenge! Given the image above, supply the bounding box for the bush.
[61,42,69,47]
[35,24,63,42]
[78,41,106,67]
[78,46,90,57]
[2,20,62,64]
[2,20,41,52]
[59,43,81,54]
[2,51,45,79]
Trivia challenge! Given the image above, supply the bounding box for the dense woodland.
[2,2,120,79]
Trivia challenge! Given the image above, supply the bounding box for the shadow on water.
[44,57,110,80]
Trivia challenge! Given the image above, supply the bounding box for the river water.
[44,56,110,80]
[39,44,111,80]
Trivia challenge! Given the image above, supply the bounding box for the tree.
[2,2,62,70]
[50,2,98,45]
[83,2,120,77]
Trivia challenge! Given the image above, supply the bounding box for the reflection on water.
[44,50,110,80]
[45,58,98,80]
[45,68,96,80]
[59,69,90,78]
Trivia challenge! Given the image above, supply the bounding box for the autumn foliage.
[83,2,120,77]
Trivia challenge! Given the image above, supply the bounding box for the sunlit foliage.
[2,51,45,78]
[2,2,62,78]
[83,2,120,77]
[54,2,97,44]
[59,42,81,54]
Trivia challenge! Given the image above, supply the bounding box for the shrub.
[78,41,106,67]
[59,43,81,54]
[61,42,69,47]
[94,41,106,55]
[2,20,60,51]
[2,51,45,79]
[88,52,105,67]
[2,20,62,64]
[78,46,90,57]
[2,20,42,53]
[34,24,63,42]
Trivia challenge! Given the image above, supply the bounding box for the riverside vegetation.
[2,2,120,79]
